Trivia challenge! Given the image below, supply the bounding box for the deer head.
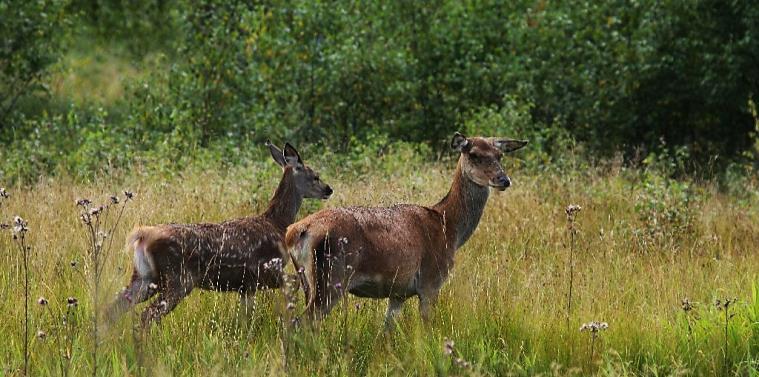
[451,132,528,191]
[267,141,333,199]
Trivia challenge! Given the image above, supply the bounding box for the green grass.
[1,157,758,376]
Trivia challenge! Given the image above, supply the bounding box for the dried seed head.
[0,187,8,198]
[454,357,470,369]
[66,297,78,308]
[148,283,158,290]
[263,258,283,272]
[80,213,91,225]
[681,298,694,312]
[580,321,609,333]
[109,195,119,205]
[716,297,738,310]
[12,216,28,234]
[70,260,77,268]
[565,204,582,221]
[88,206,103,217]
[76,198,91,207]
[37,297,48,306]
[36,330,47,340]
[286,302,296,311]
[124,191,134,201]
[443,338,455,356]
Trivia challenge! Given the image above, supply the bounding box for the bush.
[0,0,70,128]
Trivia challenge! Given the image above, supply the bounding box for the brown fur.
[286,134,526,328]
[108,144,332,326]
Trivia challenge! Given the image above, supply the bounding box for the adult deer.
[286,132,526,328]
[107,142,332,326]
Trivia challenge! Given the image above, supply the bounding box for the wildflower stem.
[20,234,29,377]
[723,305,729,375]
[567,225,575,330]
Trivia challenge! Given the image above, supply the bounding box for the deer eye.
[469,154,481,163]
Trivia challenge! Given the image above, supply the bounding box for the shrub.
[0,0,70,128]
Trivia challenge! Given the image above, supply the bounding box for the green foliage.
[464,95,574,172]
[0,0,70,128]
[2,0,759,183]
[67,0,179,56]
[633,148,703,251]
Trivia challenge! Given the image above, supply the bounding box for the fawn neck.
[433,158,490,250]
[262,167,303,229]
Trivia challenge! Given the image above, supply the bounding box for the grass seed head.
[66,297,78,308]
[0,187,8,199]
[37,297,48,306]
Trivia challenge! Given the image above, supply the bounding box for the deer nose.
[325,186,333,196]
[497,175,511,188]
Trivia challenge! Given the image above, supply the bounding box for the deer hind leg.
[106,269,157,324]
[418,289,440,324]
[312,245,347,319]
[140,273,193,327]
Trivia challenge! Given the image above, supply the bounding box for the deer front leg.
[383,296,407,331]
[239,288,257,318]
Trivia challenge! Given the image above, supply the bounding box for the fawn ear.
[283,143,303,167]
[492,138,528,153]
[267,141,287,167]
[451,132,471,152]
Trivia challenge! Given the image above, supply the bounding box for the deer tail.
[127,226,158,279]
[286,223,320,315]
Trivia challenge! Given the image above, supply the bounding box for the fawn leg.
[140,274,192,327]
[107,270,156,324]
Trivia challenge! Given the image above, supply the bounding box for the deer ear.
[493,138,528,153]
[283,143,303,167]
[267,141,287,167]
[451,132,471,152]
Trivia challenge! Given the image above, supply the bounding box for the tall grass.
[0,156,758,376]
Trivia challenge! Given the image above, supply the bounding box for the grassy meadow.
[1,151,758,376]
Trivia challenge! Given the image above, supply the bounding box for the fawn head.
[451,132,527,191]
[268,142,333,199]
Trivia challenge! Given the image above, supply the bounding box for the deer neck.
[433,158,490,250]
[263,167,303,229]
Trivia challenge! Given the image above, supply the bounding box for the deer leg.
[106,270,156,324]
[239,288,257,318]
[383,296,406,331]
[313,276,344,319]
[418,290,440,324]
[312,249,346,319]
[140,274,192,327]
